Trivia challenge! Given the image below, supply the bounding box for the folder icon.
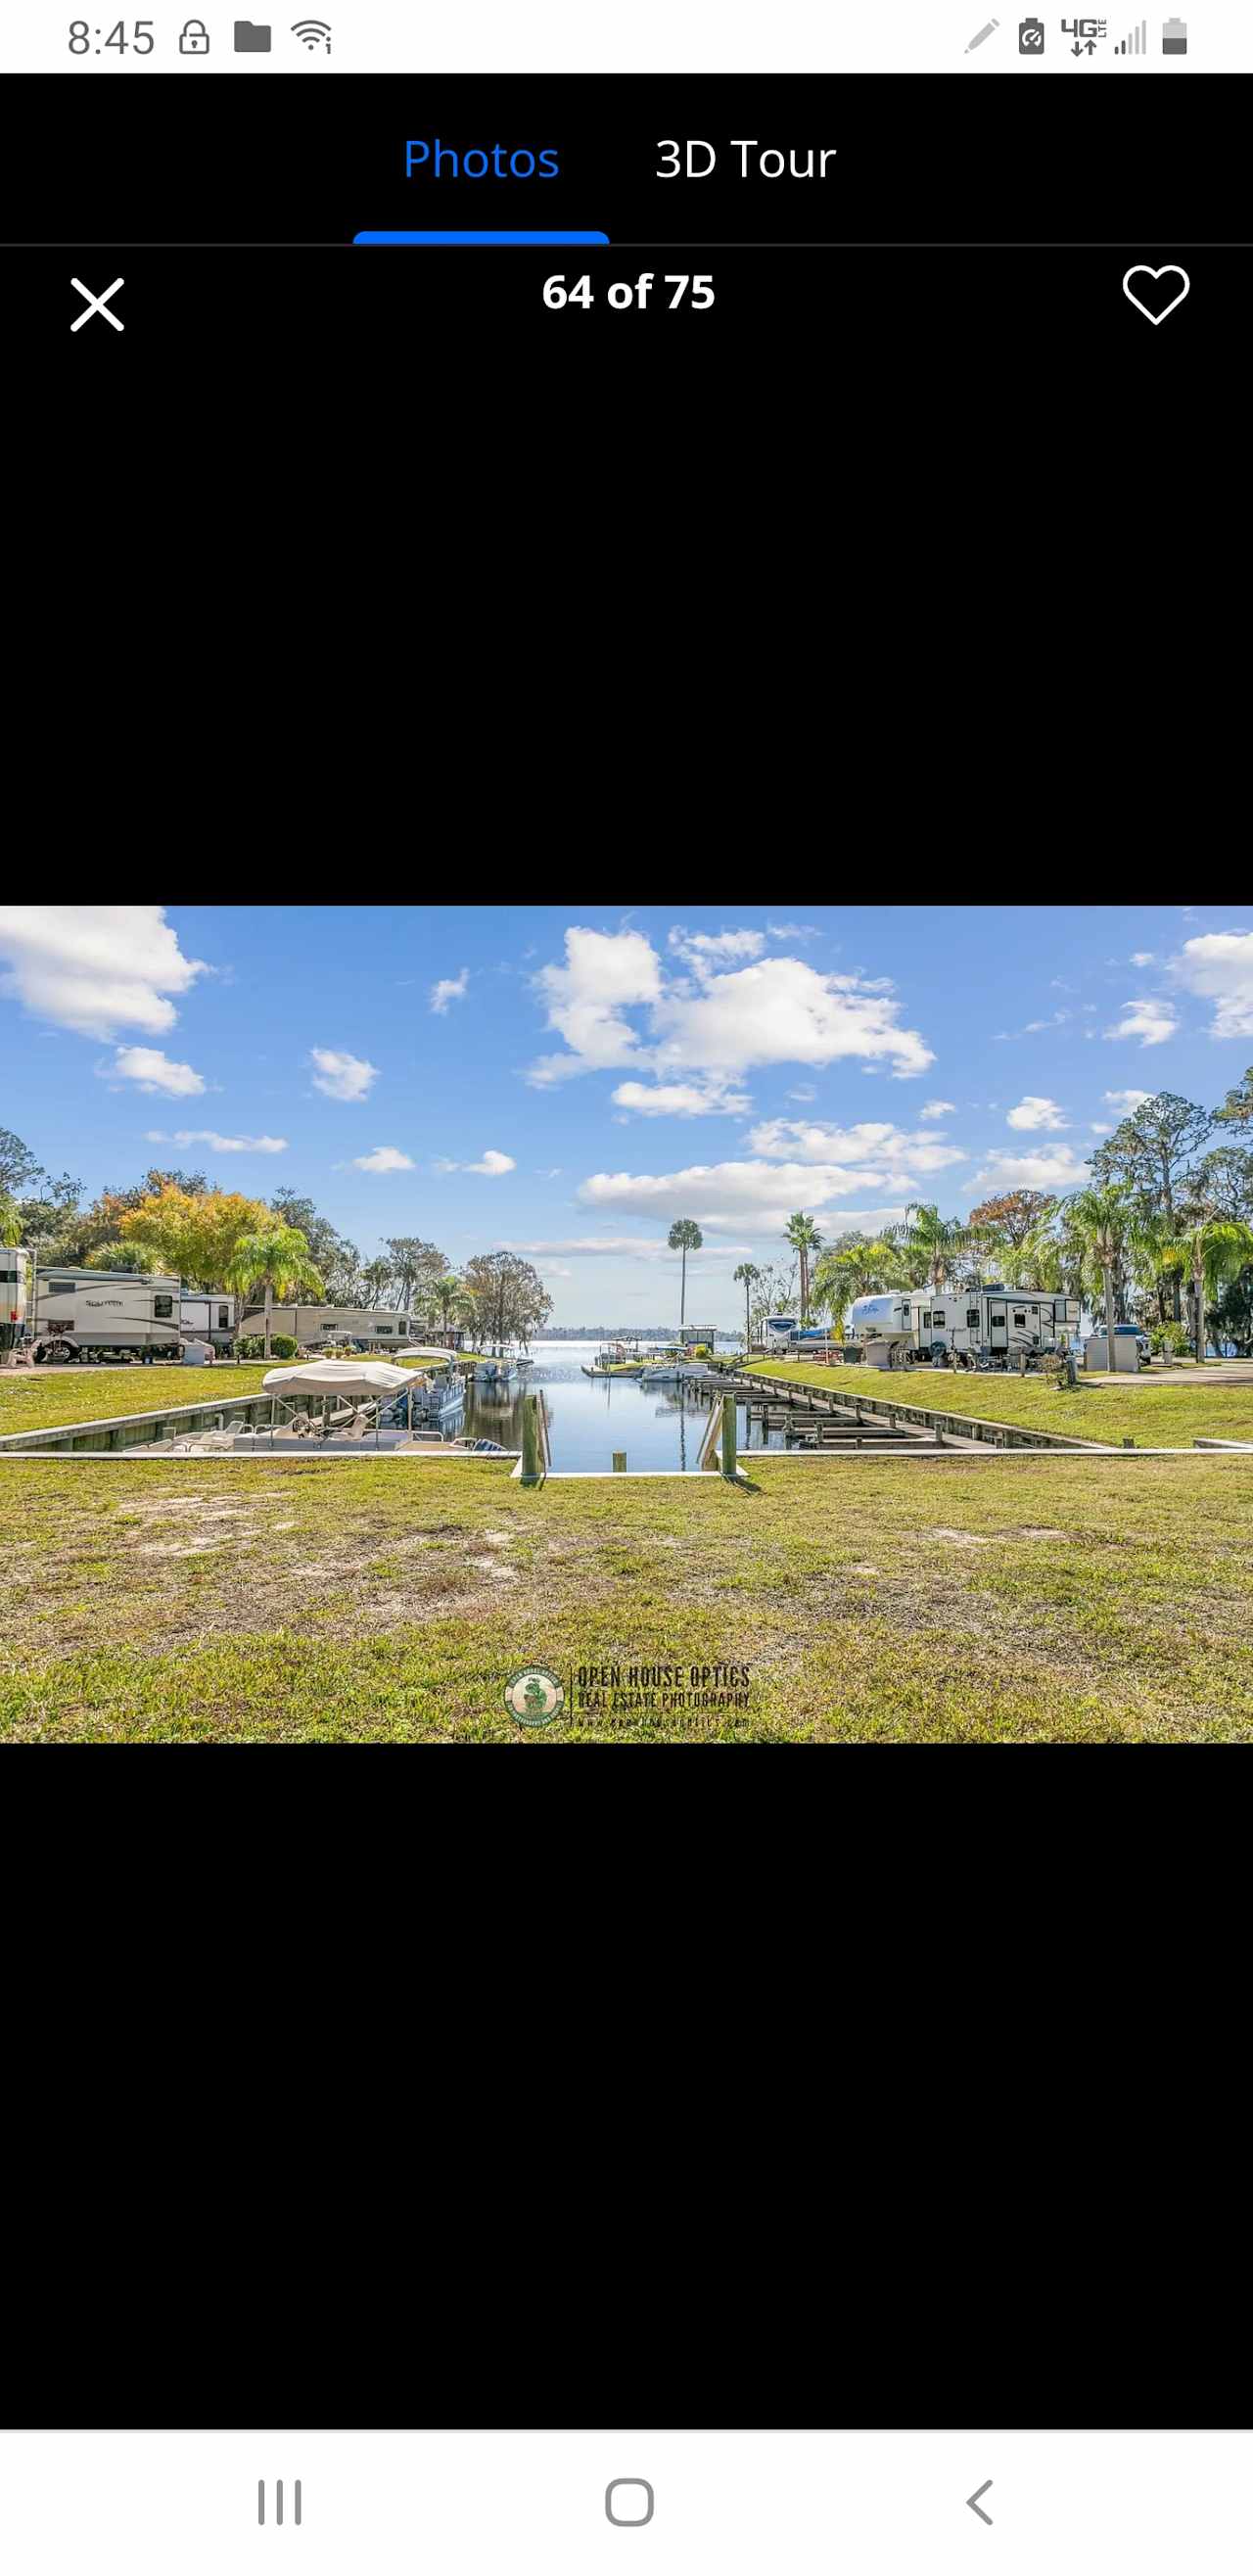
[234,18,272,43]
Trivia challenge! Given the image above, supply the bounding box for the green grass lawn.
[0,1365,274,1438]
[753,1361,1253,1449]
[2,1451,1250,1742]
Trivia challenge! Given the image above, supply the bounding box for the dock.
[715,1370,1092,1453]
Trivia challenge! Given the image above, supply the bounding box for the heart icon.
[1122,263,1190,324]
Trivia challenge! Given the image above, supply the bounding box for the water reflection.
[453,1340,807,1474]
[459,1342,723,1475]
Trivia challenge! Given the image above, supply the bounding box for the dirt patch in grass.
[2,1452,1251,1741]
[137,1539,226,1558]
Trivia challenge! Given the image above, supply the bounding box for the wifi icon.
[291,16,331,44]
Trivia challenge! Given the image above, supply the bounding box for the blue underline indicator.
[353,230,610,246]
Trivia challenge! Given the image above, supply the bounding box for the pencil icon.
[965,15,999,43]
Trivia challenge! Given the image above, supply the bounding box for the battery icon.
[1162,14,1186,45]
[1020,15,1044,44]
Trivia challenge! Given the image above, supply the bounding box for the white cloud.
[974,1146,1091,1191]
[1006,1096,1070,1132]
[787,1084,817,1103]
[1130,951,1155,967]
[430,968,470,1015]
[309,1047,379,1101]
[496,1236,756,1262]
[527,926,934,1090]
[920,1099,956,1121]
[1102,997,1179,1048]
[1090,1124,1112,1136]
[651,958,933,1082]
[144,1128,287,1154]
[766,922,822,943]
[579,1154,922,1235]
[1174,930,1253,1040]
[746,1117,966,1177]
[435,1148,517,1176]
[668,926,766,968]
[0,904,206,1040]
[105,1045,206,1098]
[993,1008,1070,1041]
[351,1146,414,1173]
[528,926,664,1087]
[1102,1089,1152,1113]
[612,1079,750,1117]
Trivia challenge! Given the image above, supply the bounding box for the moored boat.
[580,1339,646,1378]
[473,1358,516,1385]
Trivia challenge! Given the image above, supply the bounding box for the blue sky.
[3,904,1251,1325]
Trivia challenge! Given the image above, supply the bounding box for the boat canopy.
[261,1358,413,1396]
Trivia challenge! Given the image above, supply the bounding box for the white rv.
[847,1287,1082,1370]
[179,1291,238,1353]
[31,1267,183,1361]
[234,1302,425,1352]
[1,1246,32,1347]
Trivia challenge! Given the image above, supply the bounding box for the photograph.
[2,900,1250,1743]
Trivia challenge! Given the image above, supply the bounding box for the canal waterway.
[459,1340,797,1474]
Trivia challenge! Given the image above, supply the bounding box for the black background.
[2,1752,1243,2435]
[2,70,1246,364]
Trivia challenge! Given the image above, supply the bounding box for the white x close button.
[70,276,124,332]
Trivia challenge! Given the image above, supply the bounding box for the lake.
[459,1340,792,1475]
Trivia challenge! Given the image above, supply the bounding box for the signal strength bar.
[1114,17,1147,44]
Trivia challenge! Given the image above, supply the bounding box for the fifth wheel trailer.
[179,1292,238,1352]
[30,1267,183,1360]
[847,1288,1082,1369]
[233,1303,426,1350]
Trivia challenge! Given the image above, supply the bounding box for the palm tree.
[812,1236,900,1330]
[422,1271,478,1346]
[1011,1209,1065,1293]
[732,1261,760,1351]
[1161,1208,1253,1362]
[429,1272,465,1331]
[784,1213,824,1324]
[1067,1186,1136,1369]
[224,1224,323,1361]
[885,1202,984,1290]
[667,1218,703,1336]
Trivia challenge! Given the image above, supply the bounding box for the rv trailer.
[847,1287,1082,1370]
[1,1246,32,1350]
[233,1303,426,1352]
[30,1267,183,1362]
[179,1292,238,1353]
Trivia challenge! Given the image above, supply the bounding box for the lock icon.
[179,17,210,47]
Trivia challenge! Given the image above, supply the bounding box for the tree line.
[0,1134,552,1358]
[711,1074,1253,1361]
